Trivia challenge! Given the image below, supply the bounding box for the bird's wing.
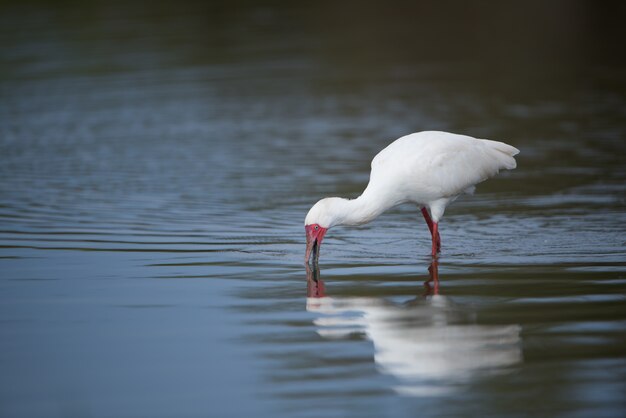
[418,135,518,198]
[369,132,518,201]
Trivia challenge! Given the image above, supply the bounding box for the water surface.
[1,2,625,417]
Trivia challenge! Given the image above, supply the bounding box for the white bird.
[304,131,519,263]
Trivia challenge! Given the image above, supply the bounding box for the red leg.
[421,207,434,234]
[421,208,441,254]
[431,222,440,256]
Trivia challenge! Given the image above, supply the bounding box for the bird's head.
[304,198,345,264]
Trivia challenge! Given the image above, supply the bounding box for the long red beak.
[305,224,327,264]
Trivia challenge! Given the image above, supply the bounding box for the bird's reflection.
[306,260,522,396]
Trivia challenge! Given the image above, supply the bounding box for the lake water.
[1,2,625,417]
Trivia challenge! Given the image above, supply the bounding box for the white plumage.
[304,131,519,262]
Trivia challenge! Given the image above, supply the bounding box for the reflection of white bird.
[307,295,522,396]
[305,131,519,262]
[305,264,522,396]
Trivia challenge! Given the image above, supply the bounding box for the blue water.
[1,2,626,417]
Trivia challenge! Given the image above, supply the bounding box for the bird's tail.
[481,139,519,170]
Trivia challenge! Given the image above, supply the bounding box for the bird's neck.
[333,190,396,227]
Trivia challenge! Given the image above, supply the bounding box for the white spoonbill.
[304,131,519,263]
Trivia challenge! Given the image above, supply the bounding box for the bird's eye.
[314,225,319,230]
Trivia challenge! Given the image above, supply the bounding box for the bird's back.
[366,131,519,205]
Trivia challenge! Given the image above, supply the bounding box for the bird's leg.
[431,222,441,256]
[421,207,441,253]
[421,207,434,234]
